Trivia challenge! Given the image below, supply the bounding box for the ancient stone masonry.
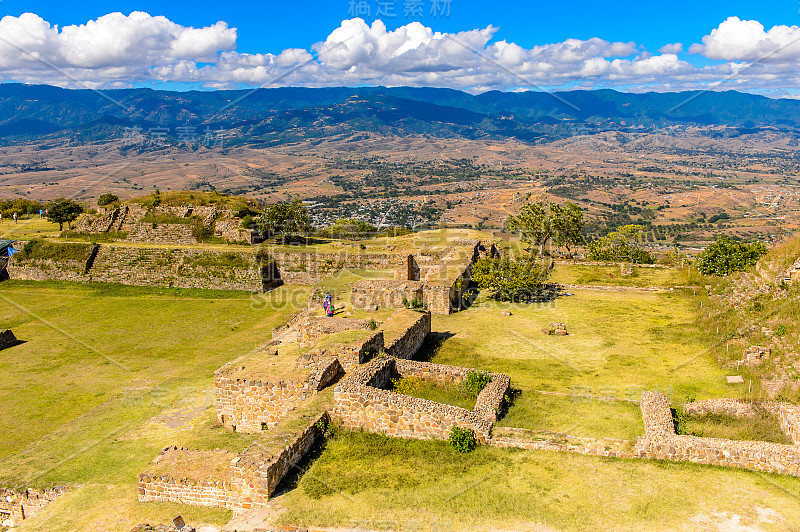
[333,357,509,442]
[0,329,19,350]
[138,413,328,517]
[126,223,197,244]
[270,251,400,285]
[380,309,431,359]
[489,427,634,459]
[0,486,67,527]
[76,203,251,243]
[231,412,328,515]
[215,351,314,433]
[683,398,800,445]
[633,392,800,476]
[350,242,480,315]
[303,330,384,371]
[137,448,238,510]
[6,242,94,283]
[297,316,373,342]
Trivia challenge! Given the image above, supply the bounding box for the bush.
[391,376,422,396]
[462,369,492,398]
[403,297,426,310]
[695,236,768,276]
[368,318,377,330]
[471,254,549,302]
[449,426,476,453]
[97,193,119,206]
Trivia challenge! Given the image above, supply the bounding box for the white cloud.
[659,43,683,54]
[694,16,800,61]
[1,13,799,96]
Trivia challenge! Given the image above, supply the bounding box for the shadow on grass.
[414,331,455,362]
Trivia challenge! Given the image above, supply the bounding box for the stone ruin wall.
[137,448,237,510]
[683,398,800,445]
[382,310,431,360]
[231,412,328,515]
[634,391,800,476]
[138,414,328,517]
[76,204,251,243]
[297,316,373,342]
[322,331,385,371]
[0,486,67,527]
[214,353,313,433]
[333,357,503,442]
[125,223,197,245]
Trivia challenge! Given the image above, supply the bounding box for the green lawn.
[421,289,736,439]
[548,263,689,288]
[0,280,306,531]
[279,430,800,531]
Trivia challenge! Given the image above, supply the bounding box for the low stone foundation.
[682,398,800,445]
[138,414,329,517]
[137,448,237,509]
[634,391,800,476]
[333,357,509,442]
[0,486,68,527]
[214,352,313,433]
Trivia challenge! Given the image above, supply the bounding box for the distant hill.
[1,84,799,145]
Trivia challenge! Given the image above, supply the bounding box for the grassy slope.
[0,281,306,531]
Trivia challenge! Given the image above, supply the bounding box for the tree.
[586,224,653,264]
[45,198,84,231]
[255,199,310,241]
[97,193,119,206]
[318,218,378,240]
[471,254,550,302]
[695,236,767,276]
[550,202,585,257]
[507,198,584,257]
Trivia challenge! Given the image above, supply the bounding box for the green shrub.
[403,297,426,310]
[695,236,767,276]
[449,426,476,453]
[368,318,377,330]
[391,376,422,396]
[97,193,119,206]
[462,369,492,398]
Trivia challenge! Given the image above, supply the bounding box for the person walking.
[12,212,17,223]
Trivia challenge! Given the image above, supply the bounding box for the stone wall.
[0,329,18,350]
[297,316,373,342]
[333,357,506,443]
[137,447,237,509]
[351,279,424,310]
[683,398,800,446]
[214,353,312,433]
[126,223,197,244]
[634,391,800,476]
[232,412,328,514]
[381,309,431,359]
[139,414,328,517]
[307,357,343,391]
[88,247,267,292]
[6,242,94,283]
[0,486,67,527]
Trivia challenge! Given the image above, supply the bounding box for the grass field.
[548,263,688,288]
[0,280,307,531]
[270,286,800,531]
[4,260,800,531]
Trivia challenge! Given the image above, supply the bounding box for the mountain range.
[1,84,799,146]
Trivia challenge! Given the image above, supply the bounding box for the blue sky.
[2,0,796,54]
[1,0,799,94]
